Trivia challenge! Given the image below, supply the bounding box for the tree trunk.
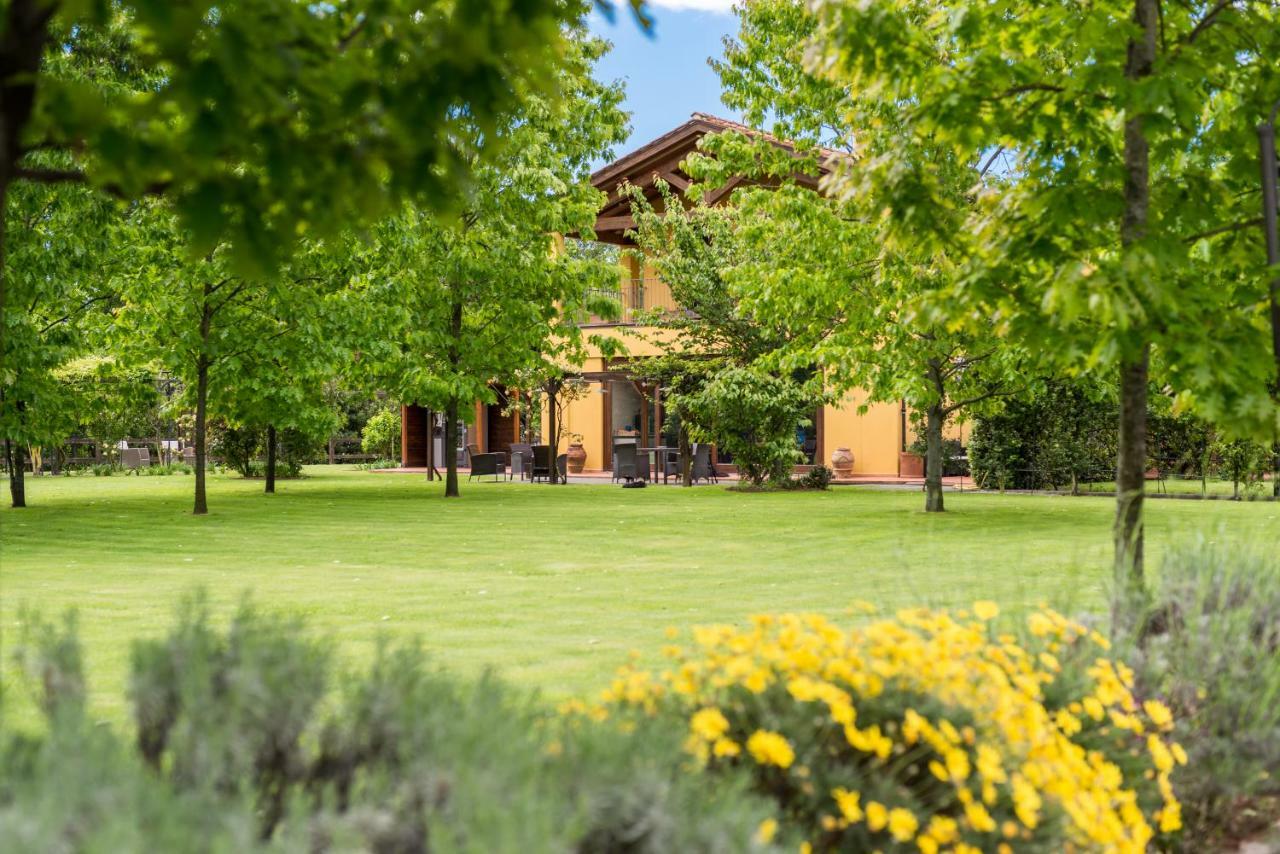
[1114,347,1149,600]
[6,438,25,508]
[265,424,277,494]
[923,359,947,513]
[193,357,209,515]
[547,379,560,485]
[679,420,692,487]
[1113,0,1157,604]
[444,397,459,498]
[924,402,945,513]
[443,290,463,497]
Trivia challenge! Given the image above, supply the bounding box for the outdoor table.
[638,446,676,483]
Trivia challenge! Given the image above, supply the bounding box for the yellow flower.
[1171,742,1188,765]
[1148,734,1175,773]
[1158,801,1183,833]
[832,787,863,822]
[888,808,918,842]
[926,815,958,844]
[755,818,778,844]
[712,738,741,758]
[747,730,795,769]
[1143,698,1174,731]
[865,801,888,832]
[964,800,996,833]
[690,707,730,741]
[973,601,1000,621]
[1027,612,1054,636]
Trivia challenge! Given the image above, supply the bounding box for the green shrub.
[361,408,401,461]
[1212,438,1269,499]
[800,464,833,490]
[774,465,834,491]
[969,382,1116,491]
[1116,541,1280,846]
[245,459,303,479]
[684,368,815,486]
[90,463,121,477]
[213,426,260,478]
[128,462,193,477]
[907,436,969,477]
[3,599,784,853]
[356,458,400,470]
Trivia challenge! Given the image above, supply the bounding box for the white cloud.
[646,0,736,12]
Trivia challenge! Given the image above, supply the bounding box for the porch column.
[402,404,431,467]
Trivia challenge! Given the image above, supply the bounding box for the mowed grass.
[2,466,1276,729]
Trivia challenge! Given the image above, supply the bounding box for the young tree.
[112,208,344,514]
[360,28,627,498]
[626,186,821,487]
[809,0,1280,591]
[1,176,118,506]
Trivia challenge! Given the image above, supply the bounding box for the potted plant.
[899,441,924,477]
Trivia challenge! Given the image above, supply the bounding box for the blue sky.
[588,1,740,164]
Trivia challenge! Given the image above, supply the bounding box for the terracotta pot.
[899,451,925,478]
[830,446,855,477]
[566,442,587,474]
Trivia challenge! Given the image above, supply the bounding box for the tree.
[700,0,1027,511]
[625,186,784,485]
[211,249,347,494]
[359,27,627,498]
[3,0,640,364]
[111,207,344,513]
[1,174,118,506]
[809,0,1280,593]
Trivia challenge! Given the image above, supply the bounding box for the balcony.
[581,277,683,326]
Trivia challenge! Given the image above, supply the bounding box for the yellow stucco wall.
[820,389,903,476]
[538,358,611,471]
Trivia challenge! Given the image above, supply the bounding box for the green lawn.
[2,466,1275,729]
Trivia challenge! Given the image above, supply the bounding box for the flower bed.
[600,603,1185,853]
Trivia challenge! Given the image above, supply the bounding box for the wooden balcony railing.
[580,277,683,325]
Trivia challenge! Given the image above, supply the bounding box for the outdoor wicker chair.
[468,452,505,482]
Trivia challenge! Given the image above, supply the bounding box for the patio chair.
[466,443,482,466]
[530,445,553,482]
[613,443,641,482]
[691,444,716,485]
[468,453,506,482]
[122,448,150,470]
[662,448,682,482]
[509,443,533,481]
[181,446,196,465]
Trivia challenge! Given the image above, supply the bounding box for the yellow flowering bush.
[600,603,1186,853]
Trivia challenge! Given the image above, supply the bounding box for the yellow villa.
[401,113,940,478]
